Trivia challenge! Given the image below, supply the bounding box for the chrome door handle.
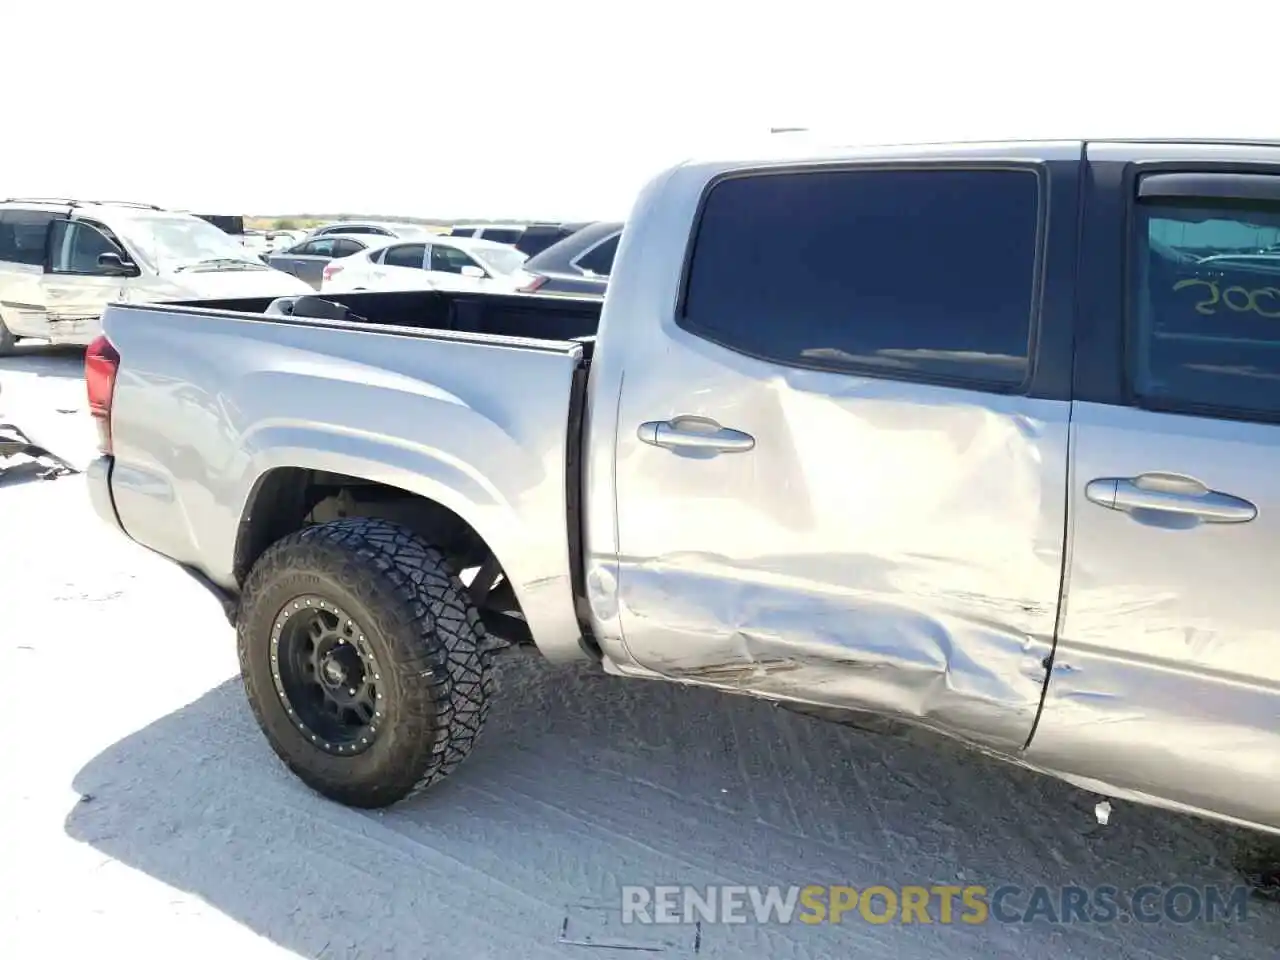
[1085,474,1257,523]
[637,417,755,453]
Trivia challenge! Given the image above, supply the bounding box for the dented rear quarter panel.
[102,303,586,659]
[584,143,1082,754]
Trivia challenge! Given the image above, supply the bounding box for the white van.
[0,198,313,353]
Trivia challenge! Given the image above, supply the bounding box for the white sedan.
[319,235,528,294]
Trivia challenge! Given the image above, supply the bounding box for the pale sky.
[9,1,1277,221]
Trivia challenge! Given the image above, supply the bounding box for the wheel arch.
[232,463,596,662]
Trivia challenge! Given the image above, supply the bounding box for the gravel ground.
[2,347,1276,959]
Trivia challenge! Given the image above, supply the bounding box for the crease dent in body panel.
[620,555,1042,720]
[615,376,1061,733]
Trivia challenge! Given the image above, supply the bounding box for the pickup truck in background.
[85,139,1280,843]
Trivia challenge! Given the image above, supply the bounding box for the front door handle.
[637,417,755,453]
[1085,473,1257,523]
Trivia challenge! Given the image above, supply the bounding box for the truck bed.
[98,286,596,662]
[166,287,602,344]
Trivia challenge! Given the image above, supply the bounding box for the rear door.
[1029,146,1280,829]
[43,218,132,340]
[606,150,1082,752]
[375,242,431,290]
[274,238,337,287]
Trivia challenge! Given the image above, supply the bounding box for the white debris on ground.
[2,348,1277,959]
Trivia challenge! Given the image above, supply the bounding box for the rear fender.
[235,427,585,662]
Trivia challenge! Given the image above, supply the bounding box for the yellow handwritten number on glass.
[1173,278,1280,318]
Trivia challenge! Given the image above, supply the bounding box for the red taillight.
[322,263,342,282]
[518,275,547,293]
[85,334,120,454]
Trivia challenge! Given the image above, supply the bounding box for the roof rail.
[1,197,164,210]
[90,199,166,210]
[1,197,77,206]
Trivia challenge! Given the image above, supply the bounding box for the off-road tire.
[237,517,493,808]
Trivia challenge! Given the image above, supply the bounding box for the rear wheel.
[237,517,493,808]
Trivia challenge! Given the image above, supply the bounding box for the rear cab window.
[678,166,1042,389]
[1132,175,1280,420]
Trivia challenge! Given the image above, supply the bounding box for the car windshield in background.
[123,216,264,270]
[473,246,527,275]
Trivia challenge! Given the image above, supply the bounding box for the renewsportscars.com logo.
[620,883,1253,926]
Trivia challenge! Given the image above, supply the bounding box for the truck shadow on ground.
[67,649,1277,960]
[0,344,85,382]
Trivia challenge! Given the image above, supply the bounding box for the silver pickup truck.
[86,138,1280,841]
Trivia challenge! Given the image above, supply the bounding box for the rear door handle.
[638,417,755,453]
[1085,473,1257,523]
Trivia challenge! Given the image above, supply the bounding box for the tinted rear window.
[1134,200,1280,419]
[680,167,1041,388]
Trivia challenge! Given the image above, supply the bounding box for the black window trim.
[1123,159,1280,427]
[672,160,1053,397]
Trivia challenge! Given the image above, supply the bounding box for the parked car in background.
[0,198,310,352]
[510,220,622,297]
[192,213,273,255]
[266,234,383,288]
[514,221,593,258]
[192,213,246,236]
[303,221,435,241]
[264,229,305,253]
[319,235,527,294]
[445,223,525,245]
[240,229,272,258]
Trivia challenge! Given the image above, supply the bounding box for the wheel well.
[232,467,532,644]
